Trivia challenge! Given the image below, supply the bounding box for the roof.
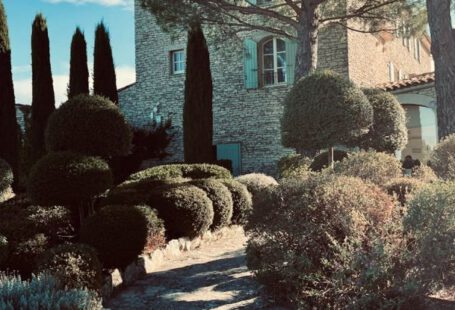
[118,82,136,92]
[377,72,435,91]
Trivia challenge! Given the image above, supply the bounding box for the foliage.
[80,205,148,269]
[334,151,402,186]
[36,243,103,292]
[359,89,408,153]
[385,177,425,206]
[28,152,113,206]
[45,95,132,157]
[68,27,89,98]
[8,234,49,277]
[412,165,438,183]
[282,70,372,151]
[0,235,7,267]
[190,179,233,231]
[235,173,278,197]
[134,205,166,254]
[429,134,455,180]
[221,179,252,225]
[309,150,348,172]
[0,158,12,193]
[277,154,313,179]
[0,273,102,309]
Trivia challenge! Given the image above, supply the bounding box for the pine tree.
[31,13,55,163]
[68,27,89,99]
[183,22,214,163]
[0,0,19,189]
[93,22,118,104]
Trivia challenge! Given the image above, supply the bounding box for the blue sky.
[3,0,136,105]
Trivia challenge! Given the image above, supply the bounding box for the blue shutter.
[285,39,297,85]
[243,39,258,89]
[247,0,257,4]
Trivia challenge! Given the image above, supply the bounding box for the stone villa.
[119,0,438,175]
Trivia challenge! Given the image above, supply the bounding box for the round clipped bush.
[8,234,49,277]
[429,134,455,180]
[221,179,252,225]
[134,205,166,254]
[0,235,8,266]
[385,177,425,206]
[28,152,113,206]
[148,183,214,239]
[128,164,232,182]
[277,154,313,179]
[190,179,233,230]
[0,158,13,194]
[80,205,148,269]
[412,165,437,183]
[309,150,348,172]
[36,243,103,292]
[45,95,132,157]
[334,151,402,186]
[235,173,278,197]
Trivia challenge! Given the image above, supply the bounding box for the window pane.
[276,39,286,52]
[263,40,274,54]
[264,55,274,69]
[277,68,286,83]
[264,70,274,85]
[277,53,286,68]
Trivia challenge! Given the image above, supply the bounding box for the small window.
[261,37,287,86]
[171,50,185,74]
[388,62,395,82]
[414,39,421,62]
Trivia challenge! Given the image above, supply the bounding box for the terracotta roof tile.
[377,72,435,91]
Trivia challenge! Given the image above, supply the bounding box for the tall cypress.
[68,27,89,98]
[0,0,19,189]
[93,22,118,104]
[31,13,55,163]
[183,22,214,163]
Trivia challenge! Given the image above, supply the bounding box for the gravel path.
[107,229,284,310]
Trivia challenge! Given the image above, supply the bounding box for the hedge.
[128,164,232,182]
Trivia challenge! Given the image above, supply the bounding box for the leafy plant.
[221,179,252,225]
[429,134,455,180]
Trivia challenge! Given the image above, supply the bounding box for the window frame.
[260,37,287,87]
[170,49,185,75]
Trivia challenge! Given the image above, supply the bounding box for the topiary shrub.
[190,179,233,231]
[385,177,425,206]
[0,158,13,195]
[45,94,132,157]
[334,151,402,186]
[0,236,8,267]
[8,234,49,277]
[277,154,313,179]
[148,183,214,239]
[235,173,278,197]
[134,205,166,254]
[412,165,438,183]
[429,134,455,180]
[28,152,113,206]
[36,243,103,292]
[220,179,252,225]
[80,205,148,269]
[309,150,348,172]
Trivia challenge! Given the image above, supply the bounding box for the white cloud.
[44,0,133,8]
[116,65,136,88]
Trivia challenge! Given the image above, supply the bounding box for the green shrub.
[235,173,278,197]
[45,95,132,157]
[8,234,49,277]
[429,134,455,180]
[80,205,148,269]
[0,273,102,309]
[412,165,438,183]
[134,205,166,254]
[309,150,348,172]
[0,158,13,194]
[404,182,455,291]
[221,179,252,225]
[334,151,402,186]
[148,183,214,239]
[0,236,8,267]
[128,164,232,182]
[277,154,313,179]
[190,179,233,231]
[385,177,425,206]
[36,244,103,292]
[28,152,113,206]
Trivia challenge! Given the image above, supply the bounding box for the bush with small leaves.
[429,134,455,180]
[128,164,232,182]
[221,179,252,225]
[277,154,313,179]
[309,150,348,172]
[385,177,425,206]
[0,236,8,267]
[134,205,166,254]
[28,152,113,206]
[148,183,214,239]
[45,95,132,157]
[190,179,233,230]
[80,205,148,269]
[36,244,103,292]
[0,158,13,194]
[235,173,278,197]
[412,165,438,183]
[8,234,49,277]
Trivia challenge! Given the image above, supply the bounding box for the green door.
[217,143,241,176]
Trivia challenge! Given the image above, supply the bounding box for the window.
[257,0,273,5]
[388,62,395,82]
[171,50,185,74]
[414,39,421,62]
[262,38,287,86]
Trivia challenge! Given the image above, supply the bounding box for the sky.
[3,0,136,105]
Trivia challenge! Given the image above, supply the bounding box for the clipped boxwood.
[8,234,49,277]
[0,158,13,194]
[190,179,233,231]
[80,205,148,269]
[235,173,278,197]
[277,154,313,179]
[221,179,252,225]
[309,150,348,172]
[148,183,214,239]
[36,243,103,292]
[0,235,8,267]
[128,164,232,182]
[28,152,113,206]
[45,95,132,157]
[134,205,166,254]
[385,177,425,206]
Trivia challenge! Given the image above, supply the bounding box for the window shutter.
[243,39,258,89]
[285,39,297,85]
[247,0,257,5]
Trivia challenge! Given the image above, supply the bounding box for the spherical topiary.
[282,70,372,151]
[134,205,166,254]
[334,151,402,186]
[359,89,408,153]
[45,95,132,157]
[28,152,113,206]
[429,134,455,180]
[190,179,233,231]
[148,183,214,239]
[277,154,313,179]
[80,205,148,269]
[412,165,438,183]
[235,173,278,197]
[36,243,103,292]
[309,150,348,172]
[0,158,13,194]
[221,179,252,225]
[385,177,425,206]
[0,235,8,267]
[128,164,232,182]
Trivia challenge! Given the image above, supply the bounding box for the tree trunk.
[426,0,455,139]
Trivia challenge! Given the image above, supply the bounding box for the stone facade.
[119,0,432,175]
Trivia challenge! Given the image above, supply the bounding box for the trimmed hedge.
[277,154,314,179]
[80,205,148,269]
[0,235,8,267]
[190,179,233,230]
[385,177,425,206]
[235,173,278,197]
[0,158,13,194]
[309,150,348,172]
[412,165,437,183]
[134,205,166,254]
[148,183,214,239]
[221,179,252,225]
[128,164,232,182]
[8,234,49,277]
[429,134,455,180]
[36,243,103,292]
[28,152,113,206]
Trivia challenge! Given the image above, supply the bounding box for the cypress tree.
[183,22,214,163]
[0,0,19,189]
[31,13,55,163]
[68,27,89,98]
[93,22,118,104]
